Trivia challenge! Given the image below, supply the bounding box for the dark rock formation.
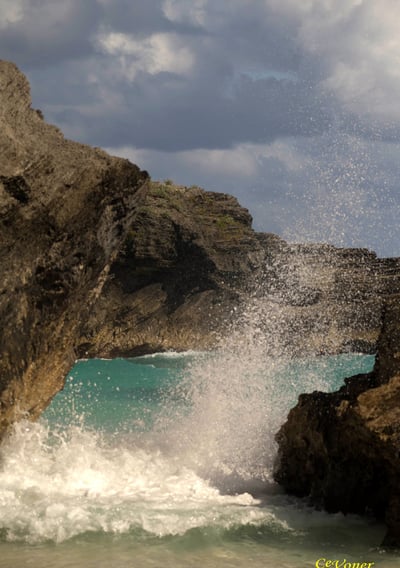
[0,60,149,436]
[78,195,400,359]
[76,181,265,357]
[274,298,400,547]
[260,239,400,355]
[0,60,269,437]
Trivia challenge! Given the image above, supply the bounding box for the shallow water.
[0,352,398,568]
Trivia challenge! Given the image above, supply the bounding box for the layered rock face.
[274,298,400,547]
[252,238,400,355]
[77,181,265,357]
[0,61,149,436]
[83,199,400,359]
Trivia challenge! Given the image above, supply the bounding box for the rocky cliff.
[256,239,400,355]
[78,196,400,359]
[75,180,266,357]
[0,60,272,438]
[1,60,400,441]
[0,60,149,436]
[274,298,400,547]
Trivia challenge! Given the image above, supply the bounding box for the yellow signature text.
[316,560,375,568]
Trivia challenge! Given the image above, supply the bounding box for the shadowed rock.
[78,181,266,357]
[274,298,400,547]
[0,60,149,436]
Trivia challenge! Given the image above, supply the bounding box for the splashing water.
[0,353,376,554]
[0,419,271,545]
[283,127,396,253]
[153,350,327,490]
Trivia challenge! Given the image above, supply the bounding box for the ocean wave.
[0,420,285,544]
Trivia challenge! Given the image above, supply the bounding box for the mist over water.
[281,127,397,255]
[150,301,333,490]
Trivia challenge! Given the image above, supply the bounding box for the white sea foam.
[0,420,287,544]
[136,350,204,359]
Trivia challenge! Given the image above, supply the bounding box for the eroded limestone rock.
[274,298,400,547]
[0,60,149,436]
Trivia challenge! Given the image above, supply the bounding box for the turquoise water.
[0,351,399,567]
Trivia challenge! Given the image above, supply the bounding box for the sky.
[2,0,400,256]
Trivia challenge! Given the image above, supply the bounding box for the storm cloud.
[2,0,400,255]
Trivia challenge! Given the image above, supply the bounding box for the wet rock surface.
[274,298,400,547]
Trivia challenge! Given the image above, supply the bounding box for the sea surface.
[0,351,399,568]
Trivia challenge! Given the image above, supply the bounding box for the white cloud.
[0,0,24,28]
[105,144,258,178]
[264,0,363,23]
[95,30,195,80]
[0,0,89,30]
[180,146,259,177]
[252,140,309,172]
[266,0,400,123]
[162,0,208,27]
[104,139,310,182]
